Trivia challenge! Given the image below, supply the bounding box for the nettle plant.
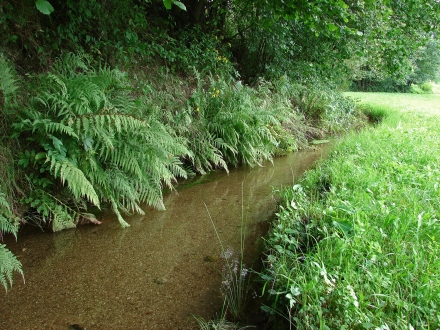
[13,54,190,230]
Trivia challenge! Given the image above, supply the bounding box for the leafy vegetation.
[261,96,440,328]
[13,53,191,229]
[0,0,438,313]
[0,49,362,290]
[0,55,24,291]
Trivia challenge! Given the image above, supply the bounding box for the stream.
[1,147,329,330]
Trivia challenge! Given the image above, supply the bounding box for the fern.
[0,244,23,292]
[203,78,279,167]
[0,55,19,107]
[52,159,100,207]
[0,55,23,289]
[0,192,22,291]
[14,53,190,228]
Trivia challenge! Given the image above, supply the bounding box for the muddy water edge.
[1,146,330,330]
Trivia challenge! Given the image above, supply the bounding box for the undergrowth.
[0,49,362,291]
[0,55,24,291]
[261,105,440,328]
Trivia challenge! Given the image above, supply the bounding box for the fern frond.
[0,55,19,106]
[135,175,166,210]
[0,214,18,238]
[0,193,11,211]
[0,193,19,238]
[0,244,23,292]
[45,121,78,138]
[110,198,130,228]
[52,160,100,208]
[52,53,90,78]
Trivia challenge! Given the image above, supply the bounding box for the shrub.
[410,84,425,94]
[421,81,433,93]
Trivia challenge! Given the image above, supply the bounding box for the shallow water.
[1,147,329,330]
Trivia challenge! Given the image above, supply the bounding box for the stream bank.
[1,147,330,330]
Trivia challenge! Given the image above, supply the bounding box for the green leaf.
[338,0,349,10]
[35,0,54,15]
[163,0,172,10]
[333,220,353,235]
[173,1,186,11]
[327,23,338,32]
[163,0,186,11]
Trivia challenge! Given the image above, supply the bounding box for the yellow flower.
[196,107,200,112]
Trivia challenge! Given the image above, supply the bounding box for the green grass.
[262,93,440,329]
[345,91,440,115]
[431,82,440,94]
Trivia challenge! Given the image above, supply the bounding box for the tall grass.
[204,197,251,322]
[262,101,440,329]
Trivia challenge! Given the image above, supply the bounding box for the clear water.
[1,147,329,329]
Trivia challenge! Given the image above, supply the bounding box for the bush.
[410,82,433,94]
[421,81,433,93]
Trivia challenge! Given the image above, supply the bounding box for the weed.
[194,315,253,330]
[204,202,251,321]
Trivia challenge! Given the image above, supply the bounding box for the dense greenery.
[0,50,362,291]
[0,0,438,318]
[262,95,440,328]
[1,0,439,83]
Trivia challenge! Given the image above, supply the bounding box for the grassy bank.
[261,94,440,329]
[0,53,364,291]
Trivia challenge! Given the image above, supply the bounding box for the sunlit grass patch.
[431,82,440,94]
[262,94,440,329]
[345,91,440,116]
